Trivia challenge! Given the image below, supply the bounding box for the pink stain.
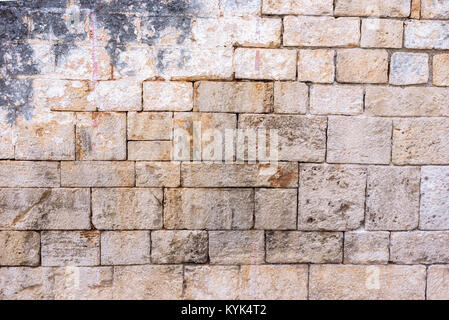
[90,12,98,87]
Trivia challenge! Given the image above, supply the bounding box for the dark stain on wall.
[0,79,34,126]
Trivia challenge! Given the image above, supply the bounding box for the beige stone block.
[0,231,40,266]
[390,52,429,85]
[143,81,193,111]
[310,85,363,115]
[164,188,253,230]
[209,231,264,264]
[0,267,54,299]
[273,82,308,114]
[298,50,335,83]
[422,0,449,19]
[361,19,403,48]
[128,141,172,161]
[344,231,390,264]
[135,162,180,187]
[427,265,449,300]
[335,0,411,17]
[420,166,449,230]
[405,20,449,49]
[101,231,151,265]
[127,112,172,140]
[298,164,366,231]
[262,0,333,15]
[0,161,60,187]
[92,188,163,230]
[92,80,142,111]
[255,189,297,230]
[433,54,449,86]
[337,49,389,83]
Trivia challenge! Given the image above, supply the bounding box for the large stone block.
[0,161,60,187]
[273,82,308,114]
[420,167,449,230]
[262,0,333,15]
[298,49,335,83]
[335,0,411,17]
[427,265,449,300]
[255,189,297,230]
[127,112,172,141]
[310,85,363,115]
[143,81,193,112]
[390,52,429,85]
[336,49,389,83]
[209,231,264,264]
[344,231,389,264]
[405,20,449,49]
[101,231,151,265]
[0,231,40,266]
[361,19,403,48]
[135,162,180,187]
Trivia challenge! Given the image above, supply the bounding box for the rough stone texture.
[390,53,429,85]
[164,188,253,230]
[273,82,308,114]
[427,265,449,300]
[92,81,142,112]
[361,19,403,48]
[101,231,151,265]
[181,162,299,188]
[128,141,172,161]
[61,161,135,187]
[151,231,208,264]
[337,49,389,84]
[41,231,100,267]
[76,112,126,161]
[420,167,449,230]
[184,266,239,300]
[393,119,449,165]
[239,265,308,300]
[0,188,90,230]
[0,231,40,266]
[433,54,449,86]
[335,0,411,17]
[143,82,193,112]
[366,167,420,231]
[127,112,172,141]
[366,86,449,116]
[421,0,449,19]
[0,161,60,187]
[255,189,297,230]
[239,115,327,162]
[284,16,360,47]
[327,117,392,164]
[113,265,183,300]
[298,50,335,83]
[0,267,54,300]
[194,81,273,113]
[135,162,180,187]
[391,232,449,264]
[310,265,426,300]
[266,231,343,263]
[209,231,264,264]
[262,0,333,15]
[298,164,366,231]
[92,188,163,230]
[405,20,449,49]
[344,231,390,264]
[234,48,297,80]
[310,85,363,115]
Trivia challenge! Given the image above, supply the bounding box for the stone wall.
[0,0,449,300]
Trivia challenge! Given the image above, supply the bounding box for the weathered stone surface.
[366,86,449,116]
[433,54,449,86]
[151,231,208,264]
[128,141,172,161]
[262,0,333,15]
[239,265,308,300]
[54,46,111,80]
[0,117,14,159]
[101,231,151,265]
[255,189,297,230]
[327,117,392,164]
[284,16,360,47]
[52,267,113,300]
[266,231,343,263]
[234,49,297,80]
[173,112,236,161]
[143,81,193,112]
[127,112,172,140]
[0,267,54,300]
[411,0,421,18]
[209,231,264,264]
[298,164,366,231]
[184,266,239,300]
[221,0,261,16]
[0,161,60,187]
[0,188,90,230]
[366,167,420,231]
[391,232,449,264]
[344,231,390,264]
[15,112,75,160]
[390,53,429,85]
[136,162,180,187]
[92,188,163,230]
[32,79,96,111]
[76,112,126,161]
[405,20,449,49]
[61,161,135,187]
[273,82,308,114]
[194,81,273,113]
[310,265,426,300]
[91,80,142,112]
[181,162,298,188]
[393,119,449,165]
[361,19,403,48]
[239,115,327,162]
[113,45,157,80]
[337,49,389,83]
[164,188,253,230]
[427,265,449,300]
[41,231,100,267]
[113,265,183,300]
[422,0,449,19]
[192,17,281,48]
[420,167,449,230]
[310,85,363,115]
[0,231,40,266]
[298,49,335,83]
[335,0,411,17]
